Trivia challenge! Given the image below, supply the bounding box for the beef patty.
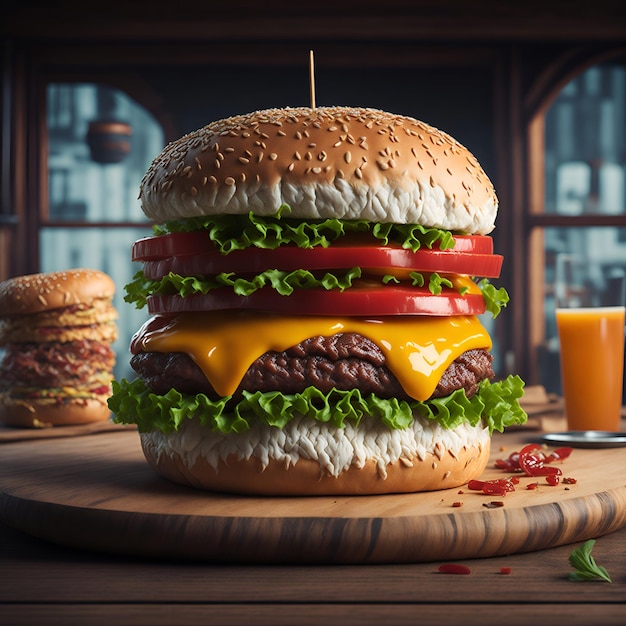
[130,333,494,402]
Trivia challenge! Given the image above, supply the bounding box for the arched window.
[44,83,165,378]
[528,61,626,393]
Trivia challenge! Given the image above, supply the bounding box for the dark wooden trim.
[42,221,152,229]
[3,2,626,42]
[528,215,626,228]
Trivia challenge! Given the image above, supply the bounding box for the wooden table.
[2,419,626,625]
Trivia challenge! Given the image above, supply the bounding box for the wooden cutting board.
[1,429,625,563]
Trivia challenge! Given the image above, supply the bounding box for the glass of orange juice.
[556,306,625,432]
[554,253,625,432]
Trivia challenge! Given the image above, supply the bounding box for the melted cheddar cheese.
[132,311,491,402]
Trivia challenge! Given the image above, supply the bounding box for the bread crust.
[0,396,112,428]
[141,435,489,496]
[0,269,116,316]
[139,106,497,234]
[139,416,491,495]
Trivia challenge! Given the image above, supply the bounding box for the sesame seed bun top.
[0,269,116,316]
[139,106,498,234]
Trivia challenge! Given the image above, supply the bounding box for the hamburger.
[0,268,118,427]
[108,106,527,495]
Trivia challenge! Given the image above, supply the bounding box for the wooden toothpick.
[309,50,316,109]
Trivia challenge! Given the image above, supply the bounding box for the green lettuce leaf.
[478,278,510,318]
[153,206,456,254]
[124,267,363,308]
[125,269,510,320]
[108,375,527,436]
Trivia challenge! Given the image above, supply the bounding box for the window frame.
[524,49,626,386]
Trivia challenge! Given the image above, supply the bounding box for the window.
[530,63,626,393]
[45,84,165,378]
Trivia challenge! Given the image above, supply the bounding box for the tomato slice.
[141,247,503,280]
[146,284,487,317]
[132,232,495,261]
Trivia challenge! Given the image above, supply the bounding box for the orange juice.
[556,307,625,431]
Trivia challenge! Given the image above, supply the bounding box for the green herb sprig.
[568,540,612,583]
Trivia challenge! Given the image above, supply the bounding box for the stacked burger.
[0,269,118,427]
[109,106,527,495]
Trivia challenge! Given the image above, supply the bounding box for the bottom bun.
[139,413,491,496]
[0,396,112,428]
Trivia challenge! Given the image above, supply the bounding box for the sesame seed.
[288,163,295,172]
[268,153,278,160]
[208,176,217,184]
[238,157,250,164]
[344,152,352,164]
[224,177,235,186]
